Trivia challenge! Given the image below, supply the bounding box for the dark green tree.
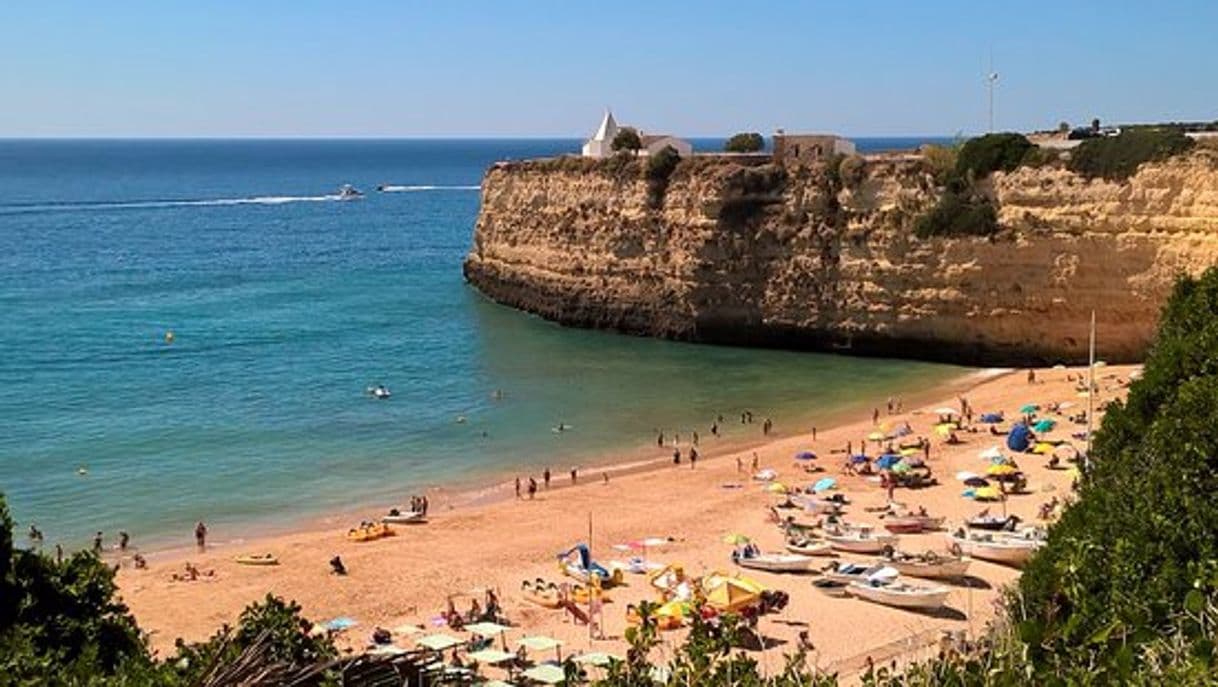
[611,127,642,154]
[724,132,764,153]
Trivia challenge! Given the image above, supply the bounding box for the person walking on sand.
[873,407,880,424]
[570,467,578,484]
[527,477,537,499]
[194,522,207,552]
[711,421,719,437]
[543,468,551,489]
[736,455,743,473]
[515,477,522,499]
[657,431,664,447]
[751,452,759,472]
[92,531,103,554]
[672,447,681,465]
[602,472,609,485]
[1027,369,1036,384]
[689,447,698,469]
[692,431,699,446]
[811,425,817,441]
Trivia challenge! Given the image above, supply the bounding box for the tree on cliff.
[724,132,764,153]
[611,127,642,155]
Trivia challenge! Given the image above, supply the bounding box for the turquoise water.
[0,139,961,549]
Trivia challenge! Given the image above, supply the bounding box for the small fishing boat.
[732,551,816,573]
[366,384,392,400]
[812,578,850,598]
[883,517,930,534]
[947,528,1044,567]
[822,561,898,584]
[235,553,279,566]
[381,508,426,524]
[847,579,950,610]
[784,536,834,557]
[880,550,971,579]
[965,514,1021,531]
[824,524,898,554]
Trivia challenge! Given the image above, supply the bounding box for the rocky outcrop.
[463,150,1218,364]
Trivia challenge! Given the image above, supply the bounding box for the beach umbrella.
[987,464,1018,476]
[753,468,777,481]
[794,450,817,461]
[974,486,1002,501]
[850,454,869,464]
[1076,390,1091,398]
[522,664,566,684]
[417,633,463,651]
[979,412,1004,424]
[766,482,788,494]
[1033,419,1057,433]
[867,431,887,442]
[1094,360,1107,368]
[934,425,953,438]
[464,621,510,637]
[899,447,918,457]
[705,576,762,613]
[811,477,837,493]
[640,537,668,548]
[722,533,751,545]
[1058,401,1075,410]
[466,648,516,665]
[955,470,980,482]
[1052,363,1067,370]
[875,454,901,470]
[964,476,990,488]
[979,446,1004,461]
[1019,404,1039,415]
[323,617,358,632]
[934,407,959,417]
[1033,442,1055,455]
[891,461,912,474]
[573,652,622,667]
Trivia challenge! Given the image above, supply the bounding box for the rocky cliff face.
[463,150,1218,364]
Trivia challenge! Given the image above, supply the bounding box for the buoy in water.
[76,466,88,476]
[456,416,467,424]
[165,330,175,344]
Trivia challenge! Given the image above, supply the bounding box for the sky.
[1,1,1215,138]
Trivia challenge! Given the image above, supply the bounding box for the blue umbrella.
[1033,419,1056,433]
[849,454,870,464]
[979,412,1004,424]
[812,477,837,493]
[875,454,902,470]
[794,451,817,461]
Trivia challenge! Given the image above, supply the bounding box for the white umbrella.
[934,407,959,416]
[955,471,980,482]
[979,446,1003,460]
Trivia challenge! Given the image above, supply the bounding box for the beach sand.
[117,364,1135,680]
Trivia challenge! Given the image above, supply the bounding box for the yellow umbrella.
[1033,442,1055,454]
[987,464,1018,476]
[934,425,953,438]
[973,486,1002,501]
[766,482,788,494]
[867,430,886,442]
[704,577,761,613]
[722,533,751,545]
[900,447,918,456]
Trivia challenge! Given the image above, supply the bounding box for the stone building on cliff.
[581,109,692,158]
[772,130,856,163]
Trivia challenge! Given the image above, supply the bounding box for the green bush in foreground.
[1068,127,1194,180]
[954,132,1034,179]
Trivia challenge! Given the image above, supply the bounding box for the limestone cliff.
[463,149,1218,364]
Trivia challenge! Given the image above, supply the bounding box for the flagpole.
[1085,310,1096,473]
[587,512,594,646]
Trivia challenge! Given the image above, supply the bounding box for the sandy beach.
[117,363,1135,679]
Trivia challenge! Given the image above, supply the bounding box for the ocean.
[0,138,960,550]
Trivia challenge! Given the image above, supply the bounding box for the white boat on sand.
[784,536,834,556]
[733,551,815,573]
[825,524,898,554]
[947,528,1044,567]
[847,579,950,610]
[381,509,426,524]
[823,561,898,584]
[880,550,971,579]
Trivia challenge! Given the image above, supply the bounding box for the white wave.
[377,184,480,192]
[0,195,344,215]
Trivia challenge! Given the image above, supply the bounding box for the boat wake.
[0,194,344,215]
[377,184,479,192]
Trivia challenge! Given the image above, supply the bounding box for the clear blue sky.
[2,1,1214,137]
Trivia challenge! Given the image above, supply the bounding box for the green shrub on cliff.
[954,132,1034,179]
[1067,127,1194,180]
[912,188,997,239]
[724,132,765,153]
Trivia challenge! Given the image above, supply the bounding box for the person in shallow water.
[194,521,207,551]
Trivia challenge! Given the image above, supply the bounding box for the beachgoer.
[119,531,129,551]
[92,531,103,554]
[736,455,742,473]
[872,408,880,424]
[194,522,207,551]
[846,441,853,456]
[28,524,42,543]
[133,553,147,569]
[798,630,815,653]
[1027,369,1036,384]
[763,418,772,435]
[527,478,537,499]
[543,468,551,489]
[710,422,719,437]
[657,431,664,447]
[602,472,609,485]
[54,544,63,563]
[811,425,817,441]
[330,555,347,575]
[751,452,759,472]
[515,477,521,499]
[886,397,894,414]
[692,431,699,446]
[421,495,429,516]
[689,447,698,469]
[570,467,578,484]
[673,447,681,465]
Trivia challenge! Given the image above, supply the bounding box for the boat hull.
[847,582,949,610]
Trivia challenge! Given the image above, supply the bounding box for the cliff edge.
[463,149,1218,364]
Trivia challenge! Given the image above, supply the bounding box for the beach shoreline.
[117,363,1125,680]
[122,366,1002,565]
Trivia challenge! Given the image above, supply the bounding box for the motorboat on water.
[338,184,364,200]
[367,384,392,400]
